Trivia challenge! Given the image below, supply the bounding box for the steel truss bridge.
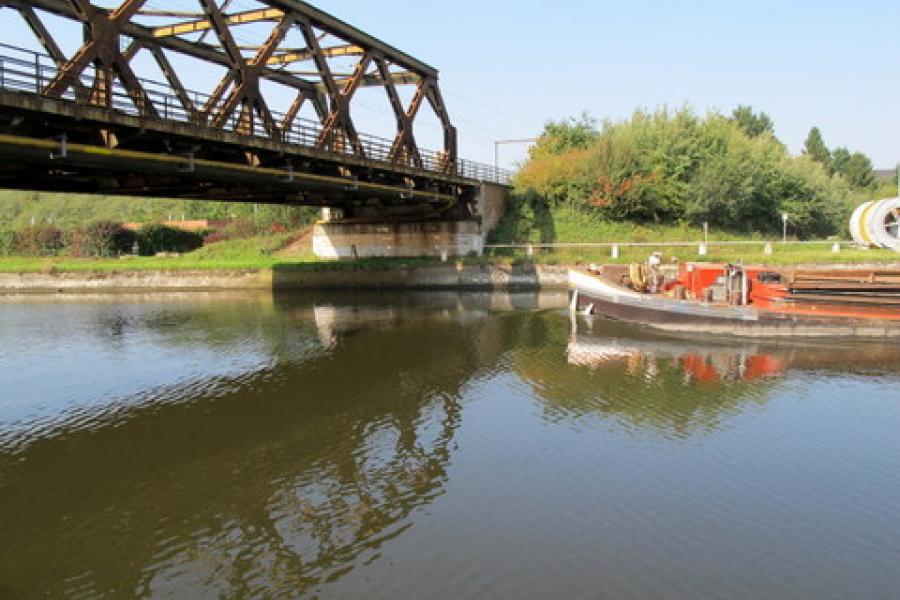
[0,0,511,219]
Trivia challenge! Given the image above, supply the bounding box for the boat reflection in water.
[568,313,900,381]
[568,318,787,384]
[5,292,900,599]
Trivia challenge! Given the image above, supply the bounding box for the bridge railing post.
[34,54,41,94]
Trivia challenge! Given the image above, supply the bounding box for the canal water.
[2,291,900,599]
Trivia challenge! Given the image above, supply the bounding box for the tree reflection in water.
[0,294,488,598]
[509,313,900,438]
[3,292,900,598]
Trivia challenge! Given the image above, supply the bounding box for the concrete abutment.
[312,183,509,259]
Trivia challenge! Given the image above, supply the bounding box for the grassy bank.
[485,202,899,266]
[1,206,898,274]
[0,233,494,273]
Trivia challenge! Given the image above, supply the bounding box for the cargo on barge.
[569,262,900,338]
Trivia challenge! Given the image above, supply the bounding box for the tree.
[530,112,599,158]
[830,147,875,188]
[843,152,875,188]
[803,127,831,169]
[831,147,851,176]
[731,105,774,138]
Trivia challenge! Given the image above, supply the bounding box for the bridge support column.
[312,220,484,259]
[476,182,509,237]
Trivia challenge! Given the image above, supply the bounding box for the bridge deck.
[0,39,510,216]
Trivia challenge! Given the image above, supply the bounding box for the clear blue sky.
[320,0,900,169]
[3,0,897,170]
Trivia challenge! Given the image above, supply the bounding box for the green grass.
[485,202,900,266]
[547,204,772,243]
[2,211,898,275]
[0,233,500,274]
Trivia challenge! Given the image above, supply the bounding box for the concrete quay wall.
[0,264,570,294]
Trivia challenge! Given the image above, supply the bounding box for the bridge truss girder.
[0,0,480,216]
[1,0,458,170]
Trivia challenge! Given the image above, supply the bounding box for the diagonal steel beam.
[206,7,291,139]
[151,7,283,37]
[267,44,363,66]
[17,3,88,97]
[146,45,195,118]
[19,0,319,95]
[265,0,437,78]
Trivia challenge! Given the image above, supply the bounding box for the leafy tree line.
[0,217,300,258]
[0,191,318,231]
[513,107,886,238]
[801,126,880,189]
[0,222,204,257]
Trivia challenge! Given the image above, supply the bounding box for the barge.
[569,262,900,338]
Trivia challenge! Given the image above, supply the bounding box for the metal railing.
[0,42,514,185]
[485,239,860,258]
[486,240,857,249]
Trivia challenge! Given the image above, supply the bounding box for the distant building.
[874,169,897,182]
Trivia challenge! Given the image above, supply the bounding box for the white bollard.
[611,244,620,259]
[527,244,534,257]
[441,250,449,262]
[764,243,773,256]
[698,243,708,256]
[832,243,841,254]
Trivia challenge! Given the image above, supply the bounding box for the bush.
[69,221,136,257]
[202,232,231,245]
[14,225,64,256]
[515,107,855,238]
[0,230,15,256]
[222,219,259,240]
[138,224,203,255]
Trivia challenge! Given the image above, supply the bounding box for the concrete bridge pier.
[312,183,509,259]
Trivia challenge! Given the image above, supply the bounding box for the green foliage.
[0,191,319,231]
[831,147,851,175]
[843,153,874,188]
[137,225,204,256]
[69,221,137,257]
[529,112,599,159]
[830,146,874,188]
[730,105,774,138]
[514,108,856,238]
[802,127,831,168]
[487,191,556,244]
[0,230,15,256]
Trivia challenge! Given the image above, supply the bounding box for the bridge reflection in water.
[2,292,900,598]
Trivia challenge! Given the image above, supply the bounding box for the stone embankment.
[0,264,570,293]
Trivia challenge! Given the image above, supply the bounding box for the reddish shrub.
[202,232,231,245]
[15,225,64,256]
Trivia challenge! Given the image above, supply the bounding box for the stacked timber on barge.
[783,270,900,307]
[569,263,900,338]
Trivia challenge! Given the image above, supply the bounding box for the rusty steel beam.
[264,0,437,78]
[3,0,459,170]
[151,7,284,38]
[147,45,196,118]
[267,44,364,66]
[14,0,320,95]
